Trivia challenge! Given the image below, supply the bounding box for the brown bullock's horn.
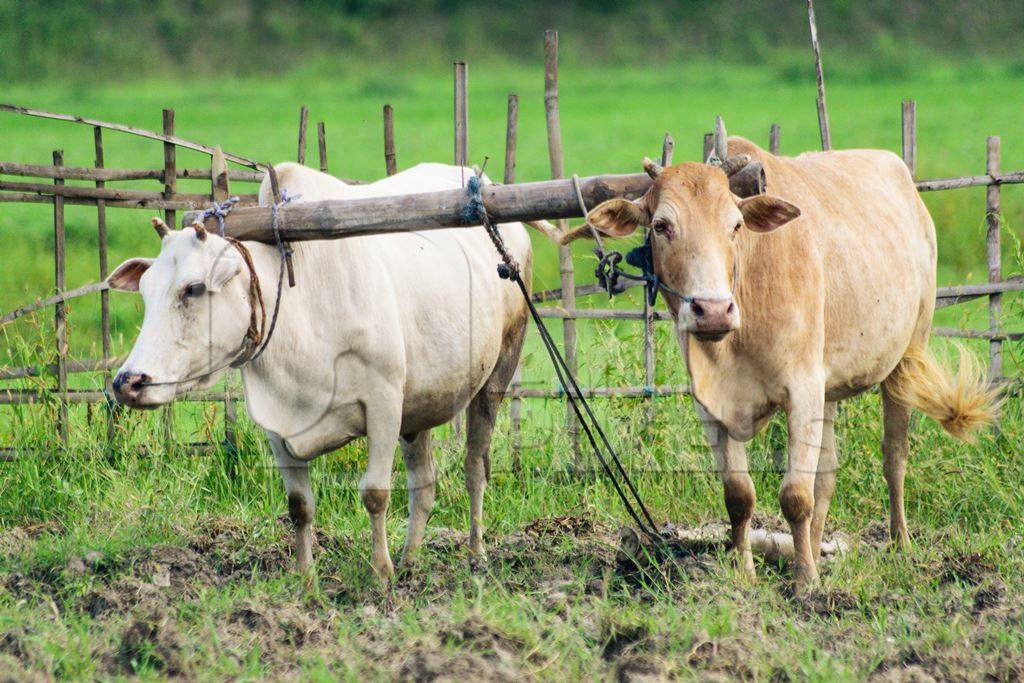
[191,221,208,241]
[151,217,170,238]
[642,156,663,179]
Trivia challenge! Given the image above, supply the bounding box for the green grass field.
[0,57,1022,680]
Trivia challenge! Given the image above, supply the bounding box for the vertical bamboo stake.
[807,0,832,150]
[317,122,328,173]
[454,61,469,167]
[544,29,579,462]
[161,110,176,447]
[986,136,1002,388]
[504,93,523,472]
[769,124,781,155]
[901,101,917,178]
[661,133,674,166]
[53,150,68,445]
[213,149,239,463]
[297,105,309,165]
[383,104,397,176]
[451,60,469,438]
[94,127,115,445]
[702,133,714,162]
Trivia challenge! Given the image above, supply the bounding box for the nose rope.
[130,190,295,390]
[568,175,738,307]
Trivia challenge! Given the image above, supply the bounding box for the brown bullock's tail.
[884,344,1000,441]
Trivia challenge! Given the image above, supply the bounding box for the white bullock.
[108,163,532,580]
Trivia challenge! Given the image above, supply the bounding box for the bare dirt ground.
[0,514,1020,680]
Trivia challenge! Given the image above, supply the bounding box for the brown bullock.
[564,135,997,590]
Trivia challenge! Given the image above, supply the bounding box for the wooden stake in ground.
[94,127,116,446]
[807,0,832,150]
[901,101,917,177]
[769,124,781,155]
[383,105,397,176]
[317,122,328,173]
[454,61,468,167]
[297,105,309,165]
[52,149,68,445]
[544,29,579,462]
[161,110,177,447]
[986,136,1003,387]
[505,93,524,472]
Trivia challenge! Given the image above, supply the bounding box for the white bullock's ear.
[561,198,650,244]
[107,258,154,292]
[205,249,243,292]
[737,195,801,233]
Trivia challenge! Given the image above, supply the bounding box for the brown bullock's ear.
[737,195,801,233]
[107,258,155,292]
[560,198,649,245]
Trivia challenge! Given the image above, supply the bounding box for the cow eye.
[182,283,207,299]
[733,220,742,233]
[652,220,669,234]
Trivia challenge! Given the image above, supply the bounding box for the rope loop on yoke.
[201,196,241,237]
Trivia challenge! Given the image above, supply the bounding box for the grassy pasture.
[0,58,1022,679]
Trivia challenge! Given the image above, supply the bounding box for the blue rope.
[201,196,240,237]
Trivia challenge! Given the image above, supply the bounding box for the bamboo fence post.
[317,122,328,173]
[901,101,917,177]
[807,0,832,150]
[52,150,68,445]
[161,110,176,448]
[212,149,239,463]
[451,60,469,437]
[383,104,397,176]
[769,124,781,155]
[544,29,579,462]
[986,136,1003,388]
[703,133,714,162]
[297,105,309,165]
[504,93,523,472]
[661,133,674,166]
[454,61,469,167]
[94,127,115,445]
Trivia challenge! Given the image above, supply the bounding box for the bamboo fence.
[1,34,1022,462]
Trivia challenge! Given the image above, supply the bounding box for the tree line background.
[3,0,1023,83]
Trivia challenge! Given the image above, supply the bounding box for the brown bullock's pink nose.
[689,298,738,339]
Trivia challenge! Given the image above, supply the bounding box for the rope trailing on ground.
[465,174,661,539]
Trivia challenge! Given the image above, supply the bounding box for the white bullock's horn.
[642,156,663,179]
[151,217,170,238]
[191,221,208,241]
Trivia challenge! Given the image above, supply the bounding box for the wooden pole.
[52,150,68,445]
[544,29,579,462]
[986,136,1002,387]
[901,101,917,178]
[383,104,397,176]
[661,133,674,166]
[211,146,229,203]
[94,127,115,446]
[451,62,469,437]
[769,124,781,155]
[807,0,832,151]
[161,110,176,448]
[317,122,328,173]
[454,61,469,167]
[504,93,523,472]
[297,105,309,165]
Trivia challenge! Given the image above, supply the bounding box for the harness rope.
[137,191,294,389]
[465,175,661,540]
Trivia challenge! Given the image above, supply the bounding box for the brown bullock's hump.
[719,138,936,403]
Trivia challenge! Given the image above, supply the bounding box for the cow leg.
[782,388,826,592]
[880,381,912,549]
[465,324,526,559]
[810,401,838,563]
[698,406,756,579]
[399,430,435,564]
[268,433,315,573]
[361,400,402,583]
